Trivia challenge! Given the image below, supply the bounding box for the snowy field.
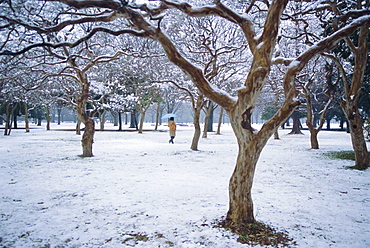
[0,122,369,248]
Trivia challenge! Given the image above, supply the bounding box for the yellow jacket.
[168,120,176,136]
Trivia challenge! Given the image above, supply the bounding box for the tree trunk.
[337,24,369,170]
[76,119,81,135]
[226,140,260,225]
[202,116,209,138]
[307,120,320,149]
[273,94,280,139]
[113,111,118,126]
[81,118,95,157]
[207,102,214,132]
[191,108,202,151]
[46,105,51,130]
[289,110,303,134]
[13,112,17,129]
[138,112,146,133]
[222,93,299,229]
[4,102,10,136]
[310,130,319,149]
[139,103,152,133]
[326,118,331,130]
[223,108,274,228]
[340,119,345,130]
[216,107,223,135]
[37,117,42,126]
[4,102,18,135]
[343,105,370,169]
[118,112,122,131]
[190,95,205,151]
[154,101,161,131]
[304,80,334,150]
[76,92,95,157]
[202,101,213,138]
[24,102,30,133]
[74,71,95,157]
[100,108,106,131]
[130,110,138,129]
[57,103,62,125]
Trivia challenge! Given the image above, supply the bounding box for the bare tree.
[299,59,338,149]
[313,0,370,170]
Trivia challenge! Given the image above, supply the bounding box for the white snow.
[287,60,300,69]
[1,122,369,247]
[256,42,264,50]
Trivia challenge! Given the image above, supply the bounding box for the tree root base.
[346,165,369,171]
[218,219,296,247]
[78,154,94,158]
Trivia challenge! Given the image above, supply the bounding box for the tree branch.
[0,11,119,34]
[160,0,257,51]
[0,27,146,56]
[152,80,196,109]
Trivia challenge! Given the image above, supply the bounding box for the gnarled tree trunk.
[345,24,370,170]
[225,133,261,225]
[333,23,370,170]
[342,102,369,169]
[75,68,95,157]
[81,117,95,157]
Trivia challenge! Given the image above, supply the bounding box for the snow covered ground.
[0,122,369,247]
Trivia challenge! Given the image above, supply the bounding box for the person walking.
[168,117,176,144]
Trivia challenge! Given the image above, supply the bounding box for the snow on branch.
[290,14,370,72]
[158,0,257,48]
[0,27,146,56]
[271,57,294,66]
[0,11,119,34]
[152,80,196,108]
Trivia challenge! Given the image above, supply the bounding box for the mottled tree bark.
[328,23,370,169]
[341,24,370,169]
[342,102,369,169]
[75,67,95,157]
